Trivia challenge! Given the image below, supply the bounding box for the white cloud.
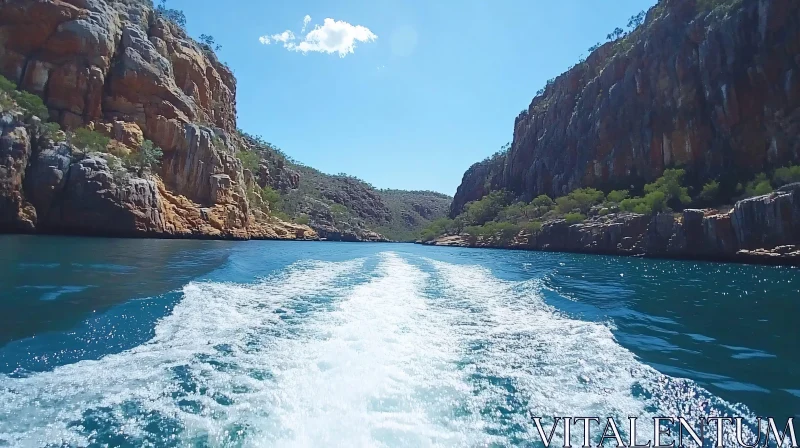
[271,30,295,43]
[302,15,311,33]
[258,30,295,46]
[257,16,377,57]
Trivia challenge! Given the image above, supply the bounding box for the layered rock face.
[0,0,316,240]
[452,0,800,215]
[429,186,800,263]
[0,0,235,146]
[0,111,315,239]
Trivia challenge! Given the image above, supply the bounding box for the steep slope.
[452,0,800,215]
[377,189,452,242]
[239,134,452,241]
[0,0,316,239]
[0,0,449,241]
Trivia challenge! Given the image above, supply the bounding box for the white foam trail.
[0,252,758,447]
[428,259,756,445]
[0,259,365,447]
[245,252,486,447]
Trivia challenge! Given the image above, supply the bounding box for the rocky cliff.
[429,184,800,264]
[0,0,316,240]
[1,0,235,147]
[0,109,314,239]
[452,0,800,216]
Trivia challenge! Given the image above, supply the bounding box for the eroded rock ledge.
[0,111,316,240]
[425,185,800,265]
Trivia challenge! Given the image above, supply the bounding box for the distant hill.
[240,133,451,242]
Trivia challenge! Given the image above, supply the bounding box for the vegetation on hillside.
[0,74,49,120]
[234,130,451,240]
[422,166,800,245]
[2,73,164,179]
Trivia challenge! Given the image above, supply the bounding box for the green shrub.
[71,128,110,153]
[496,201,540,224]
[0,75,16,93]
[523,221,543,234]
[619,197,642,213]
[236,150,260,172]
[463,190,511,225]
[418,217,457,241]
[295,214,310,225]
[556,188,604,214]
[261,186,282,208]
[564,213,586,224]
[744,173,773,197]
[606,189,629,203]
[272,210,292,222]
[773,165,800,187]
[419,229,439,242]
[451,216,466,234]
[531,194,554,207]
[126,140,163,175]
[643,168,691,206]
[463,225,485,237]
[643,190,667,213]
[464,221,521,242]
[555,196,576,214]
[0,75,49,119]
[492,222,521,240]
[697,180,720,204]
[620,191,667,215]
[40,122,61,140]
[12,90,49,120]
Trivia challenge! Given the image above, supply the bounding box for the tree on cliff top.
[627,11,646,30]
[156,0,186,28]
[199,34,222,52]
[606,27,625,41]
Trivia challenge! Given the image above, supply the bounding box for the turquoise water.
[0,235,798,447]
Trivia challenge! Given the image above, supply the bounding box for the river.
[0,236,797,447]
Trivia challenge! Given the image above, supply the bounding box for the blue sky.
[170,0,656,195]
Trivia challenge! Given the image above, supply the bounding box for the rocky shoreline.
[423,184,800,265]
[0,110,317,241]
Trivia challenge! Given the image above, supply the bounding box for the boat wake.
[0,252,755,447]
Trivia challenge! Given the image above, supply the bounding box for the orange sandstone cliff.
[0,0,316,240]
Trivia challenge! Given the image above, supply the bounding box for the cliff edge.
[452,0,800,215]
[0,0,316,240]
